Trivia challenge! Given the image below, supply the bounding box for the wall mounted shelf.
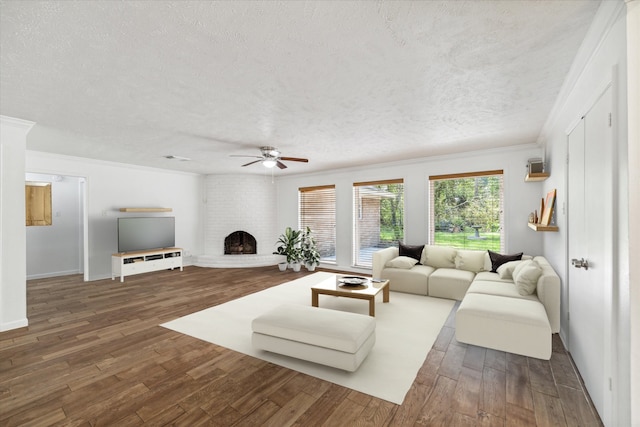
[119,208,172,212]
[528,223,558,232]
[524,172,550,182]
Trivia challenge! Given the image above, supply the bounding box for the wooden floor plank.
[506,360,534,411]
[480,366,507,419]
[0,266,602,426]
[556,384,604,427]
[452,366,483,418]
[414,375,458,426]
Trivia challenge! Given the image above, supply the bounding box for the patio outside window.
[353,179,404,268]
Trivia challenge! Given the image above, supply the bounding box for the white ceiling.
[1,0,600,175]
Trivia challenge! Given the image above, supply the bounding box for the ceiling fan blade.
[242,160,262,167]
[276,160,287,169]
[280,156,309,163]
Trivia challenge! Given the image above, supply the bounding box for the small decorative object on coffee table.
[311,275,390,317]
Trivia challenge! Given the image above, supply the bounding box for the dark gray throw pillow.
[399,243,424,263]
[488,250,523,273]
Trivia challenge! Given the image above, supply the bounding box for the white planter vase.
[278,262,287,272]
[306,263,317,272]
[291,262,302,272]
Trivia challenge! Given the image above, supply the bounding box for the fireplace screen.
[224,231,257,255]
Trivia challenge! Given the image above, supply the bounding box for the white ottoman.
[251,304,376,372]
[455,293,552,360]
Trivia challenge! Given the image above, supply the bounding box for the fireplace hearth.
[224,231,257,255]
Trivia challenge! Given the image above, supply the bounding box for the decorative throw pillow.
[513,260,542,295]
[399,243,424,263]
[385,256,419,269]
[455,250,486,273]
[488,250,524,273]
[497,260,523,280]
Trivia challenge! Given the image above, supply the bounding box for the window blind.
[299,185,336,262]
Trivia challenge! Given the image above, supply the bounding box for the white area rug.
[161,272,454,404]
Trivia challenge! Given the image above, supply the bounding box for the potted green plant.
[289,247,304,272]
[301,226,321,271]
[274,226,302,271]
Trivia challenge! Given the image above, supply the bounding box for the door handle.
[571,258,589,270]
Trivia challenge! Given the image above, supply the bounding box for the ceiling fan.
[231,146,309,169]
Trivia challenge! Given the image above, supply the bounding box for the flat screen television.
[117,217,175,253]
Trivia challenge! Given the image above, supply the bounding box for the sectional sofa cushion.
[428,268,475,300]
[456,293,552,359]
[474,271,515,283]
[422,245,457,268]
[385,256,419,269]
[398,243,425,262]
[455,249,487,273]
[467,280,540,301]
[488,250,524,272]
[383,265,434,295]
[513,260,543,295]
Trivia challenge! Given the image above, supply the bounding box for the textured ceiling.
[1,0,600,175]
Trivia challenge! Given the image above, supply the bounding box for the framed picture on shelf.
[541,189,556,226]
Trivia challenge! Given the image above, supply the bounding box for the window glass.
[353,179,404,267]
[429,171,504,251]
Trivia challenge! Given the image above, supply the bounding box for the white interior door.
[567,85,612,424]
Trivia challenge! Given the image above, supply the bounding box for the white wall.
[26,151,204,281]
[0,116,34,331]
[538,1,630,424]
[25,173,83,279]
[277,145,546,274]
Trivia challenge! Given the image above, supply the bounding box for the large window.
[429,170,504,252]
[299,185,336,262]
[353,179,404,267]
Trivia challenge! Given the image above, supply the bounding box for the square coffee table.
[311,275,390,317]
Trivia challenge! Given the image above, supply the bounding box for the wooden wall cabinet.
[25,182,52,226]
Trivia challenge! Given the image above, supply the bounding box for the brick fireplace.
[195,175,283,268]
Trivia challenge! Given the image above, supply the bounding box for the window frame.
[428,170,504,252]
[352,179,404,268]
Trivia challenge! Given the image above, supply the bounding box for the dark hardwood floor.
[1,266,603,426]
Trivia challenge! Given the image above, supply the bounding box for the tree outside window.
[429,171,504,252]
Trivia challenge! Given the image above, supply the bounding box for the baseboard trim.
[1,318,28,332]
[27,270,81,280]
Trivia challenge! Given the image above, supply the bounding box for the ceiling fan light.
[262,159,277,168]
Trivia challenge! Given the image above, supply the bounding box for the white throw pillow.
[513,260,542,295]
[385,256,419,269]
[423,245,457,268]
[497,260,523,279]
[455,250,486,273]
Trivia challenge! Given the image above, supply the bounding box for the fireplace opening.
[224,231,257,255]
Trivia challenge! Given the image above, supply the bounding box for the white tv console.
[112,247,183,282]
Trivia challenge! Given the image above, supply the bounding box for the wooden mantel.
[119,208,172,213]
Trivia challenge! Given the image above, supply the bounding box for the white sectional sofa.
[372,245,560,359]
